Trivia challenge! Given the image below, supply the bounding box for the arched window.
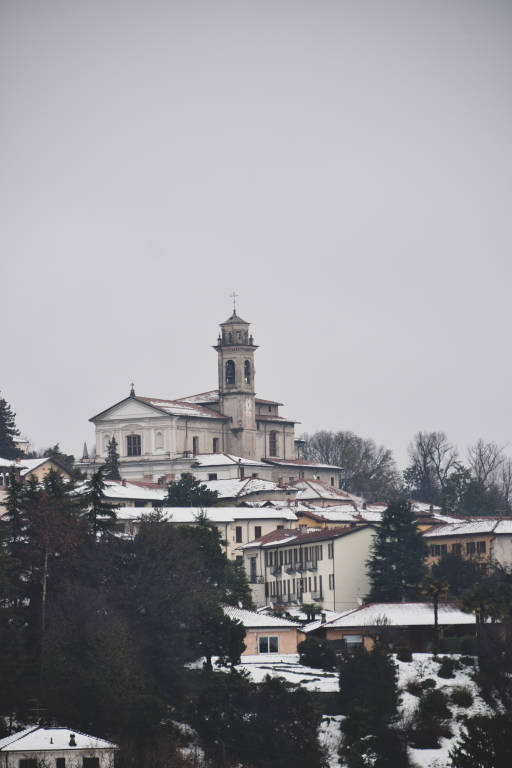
[155,431,164,450]
[103,434,110,453]
[228,332,233,344]
[225,360,235,385]
[269,431,278,456]
[244,360,251,384]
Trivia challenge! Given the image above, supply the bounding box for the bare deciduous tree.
[301,430,399,500]
[405,431,458,503]
[467,439,506,485]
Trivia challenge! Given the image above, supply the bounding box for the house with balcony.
[238,524,377,611]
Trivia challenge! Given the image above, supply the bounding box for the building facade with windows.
[239,525,377,611]
[223,605,300,655]
[423,519,512,570]
[79,309,307,483]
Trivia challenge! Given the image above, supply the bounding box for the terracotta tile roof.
[242,524,372,549]
[255,414,298,423]
[255,397,283,406]
[136,396,227,420]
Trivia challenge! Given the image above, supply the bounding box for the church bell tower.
[214,304,258,458]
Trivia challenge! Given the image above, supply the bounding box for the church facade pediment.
[90,397,168,423]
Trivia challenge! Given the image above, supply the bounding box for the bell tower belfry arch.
[214,304,258,458]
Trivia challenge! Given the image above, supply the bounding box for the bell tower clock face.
[245,397,252,413]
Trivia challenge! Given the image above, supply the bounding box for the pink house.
[224,606,300,655]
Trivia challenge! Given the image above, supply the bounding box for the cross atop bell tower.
[213,300,258,457]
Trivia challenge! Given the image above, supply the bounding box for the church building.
[80,309,330,485]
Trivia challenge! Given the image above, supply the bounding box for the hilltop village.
[1,309,512,768]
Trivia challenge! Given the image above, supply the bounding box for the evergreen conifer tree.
[104,436,121,480]
[339,646,409,767]
[0,396,21,459]
[85,467,118,537]
[366,498,427,601]
[164,473,219,507]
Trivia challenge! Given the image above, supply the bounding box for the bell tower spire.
[213,300,258,458]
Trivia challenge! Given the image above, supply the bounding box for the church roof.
[220,310,249,325]
[136,396,227,420]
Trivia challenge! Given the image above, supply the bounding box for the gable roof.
[240,524,374,549]
[0,727,117,752]
[424,518,512,537]
[323,602,477,628]
[90,395,228,423]
[223,605,298,629]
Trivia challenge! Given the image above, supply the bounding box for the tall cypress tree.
[85,467,118,538]
[0,396,21,459]
[366,498,427,602]
[104,437,121,480]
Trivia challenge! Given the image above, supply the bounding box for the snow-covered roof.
[223,605,299,629]
[136,396,226,420]
[176,389,220,404]
[240,524,371,550]
[0,457,62,476]
[0,727,117,752]
[204,477,296,499]
[325,602,476,628]
[114,506,298,523]
[75,479,166,502]
[265,459,343,470]
[190,453,267,468]
[424,518,512,537]
[294,480,364,503]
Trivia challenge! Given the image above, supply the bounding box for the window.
[236,555,244,564]
[83,760,100,768]
[477,541,487,554]
[466,541,476,555]
[208,473,218,481]
[127,434,141,456]
[155,430,164,450]
[430,544,442,556]
[330,477,334,486]
[19,761,37,768]
[244,360,251,384]
[213,437,219,453]
[451,543,462,555]
[225,360,235,385]
[235,526,242,543]
[328,542,334,559]
[103,433,110,452]
[192,436,199,456]
[329,574,334,590]
[259,635,279,653]
[255,526,262,539]
[269,431,278,456]
[56,760,66,768]
[228,332,233,343]
[0,475,3,486]
[268,405,272,412]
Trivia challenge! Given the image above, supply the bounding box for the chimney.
[321,611,326,624]
[69,734,76,747]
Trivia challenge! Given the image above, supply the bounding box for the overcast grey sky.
[1,0,511,468]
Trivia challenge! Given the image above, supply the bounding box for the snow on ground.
[396,654,490,768]
[232,653,340,692]
[319,715,344,768]
[193,652,488,768]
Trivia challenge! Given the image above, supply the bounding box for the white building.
[0,726,117,767]
[78,308,342,487]
[239,525,377,611]
[115,506,298,560]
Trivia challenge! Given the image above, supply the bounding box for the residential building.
[114,506,297,560]
[0,726,117,767]
[0,456,71,511]
[238,525,377,611]
[424,518,512,570]
[223,605,300,655]
[319,602,478,652]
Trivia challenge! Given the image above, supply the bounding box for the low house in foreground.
[223,605,300,655]
[318,602,478,652]
[0,726,117,767]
